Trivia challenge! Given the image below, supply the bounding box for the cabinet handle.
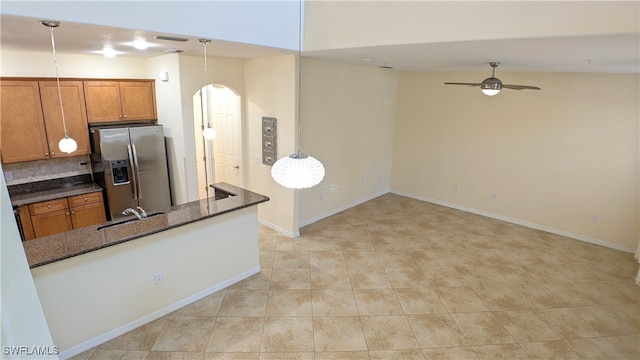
[124,114,128,118]
[71,211,75,214]
[66,212,70,215]
[45,152,49,156]
[84,198,88,202]
[47,205,52,209]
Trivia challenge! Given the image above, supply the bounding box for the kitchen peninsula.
[26,183,269,358]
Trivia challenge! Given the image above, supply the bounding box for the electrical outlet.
[154,271,164,285]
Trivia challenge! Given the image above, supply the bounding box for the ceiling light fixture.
[101,45,117,57]
[131,38,149,50]
[199,39,216,141]
[271,0,325,189]
[445,62,540,96]
[41,20,77,154]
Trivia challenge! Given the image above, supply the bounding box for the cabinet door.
[120,81,157,121]
[70,202,107,229]
[17,204,36,241]
[0,80,49,163]
[39,80,91,157]
[31,209,73,238]
[84,81,123,123]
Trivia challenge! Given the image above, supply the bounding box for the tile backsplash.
[3,155,92,186]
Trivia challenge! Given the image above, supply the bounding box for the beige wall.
[298,58,397,224]
[244,55,299,235]
[391,71,639,251]
[0,50,147,78]
[304,1,638,51]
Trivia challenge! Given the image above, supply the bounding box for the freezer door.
[129,126,171,213]
[97,128,138,219]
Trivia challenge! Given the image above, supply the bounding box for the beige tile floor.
[71,193,639,360]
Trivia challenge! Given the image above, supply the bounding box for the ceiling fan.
[445,62,541,96]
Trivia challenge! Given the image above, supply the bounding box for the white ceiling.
[1,14,638,74]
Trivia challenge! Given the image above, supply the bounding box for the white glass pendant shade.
[481,88,500,96]
[271,153,325,189]
[202,127,216,140]
[58,134,78,153]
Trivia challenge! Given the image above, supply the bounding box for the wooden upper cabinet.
[39,80,91,158]
[120,81,157,121]
[0,80,50,163]
[84,80,156,123]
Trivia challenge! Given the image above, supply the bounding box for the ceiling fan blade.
[444,82,483,87]
[502,84,541,90]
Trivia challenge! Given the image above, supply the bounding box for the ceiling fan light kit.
[445,62,541,96]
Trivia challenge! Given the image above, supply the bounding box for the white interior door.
[211,86,242,187]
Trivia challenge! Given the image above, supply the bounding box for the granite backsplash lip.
[23,183,269,268]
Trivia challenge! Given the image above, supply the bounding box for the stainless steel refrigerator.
[90,124,171,220]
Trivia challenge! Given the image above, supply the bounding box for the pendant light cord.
[200,39,212,128]
[48,26,69,136]
[202,39,209,80]
[296,0,303,156]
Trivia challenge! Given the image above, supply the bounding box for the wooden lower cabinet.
[31,208,74,238]
[70,202,107,229]
[21,191,106,240]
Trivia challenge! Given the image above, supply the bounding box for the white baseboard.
[299,189,390,228]
[259,218,300,238]
[391,190,635,254]
[58,266,261,360]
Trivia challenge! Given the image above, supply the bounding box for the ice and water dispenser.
[111,160,130,185]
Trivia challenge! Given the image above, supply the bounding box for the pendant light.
[271,0,325,189]
[200,39,216,140]
[41,20,77,154]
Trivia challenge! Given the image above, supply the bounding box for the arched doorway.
[193,84,242,200]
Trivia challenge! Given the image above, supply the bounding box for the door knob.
[232,165,240,169]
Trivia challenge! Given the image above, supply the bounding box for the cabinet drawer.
[29,198,69,215]
[68,192,103,207]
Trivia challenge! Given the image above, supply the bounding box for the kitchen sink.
[96,211,165,230]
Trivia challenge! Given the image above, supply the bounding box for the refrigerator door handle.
[127,144,139,200]
[131,144,143,200]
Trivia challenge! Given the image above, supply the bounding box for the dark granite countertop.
[23,183,269,268]
[11,183,104,207]
[9,175,103,207]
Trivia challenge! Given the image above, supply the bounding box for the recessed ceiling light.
[131,38,149,50]
[362,57,374,62]
[101,45,118,57]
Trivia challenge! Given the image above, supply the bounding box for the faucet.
[122,208,142,220]
[136,206,148,219]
